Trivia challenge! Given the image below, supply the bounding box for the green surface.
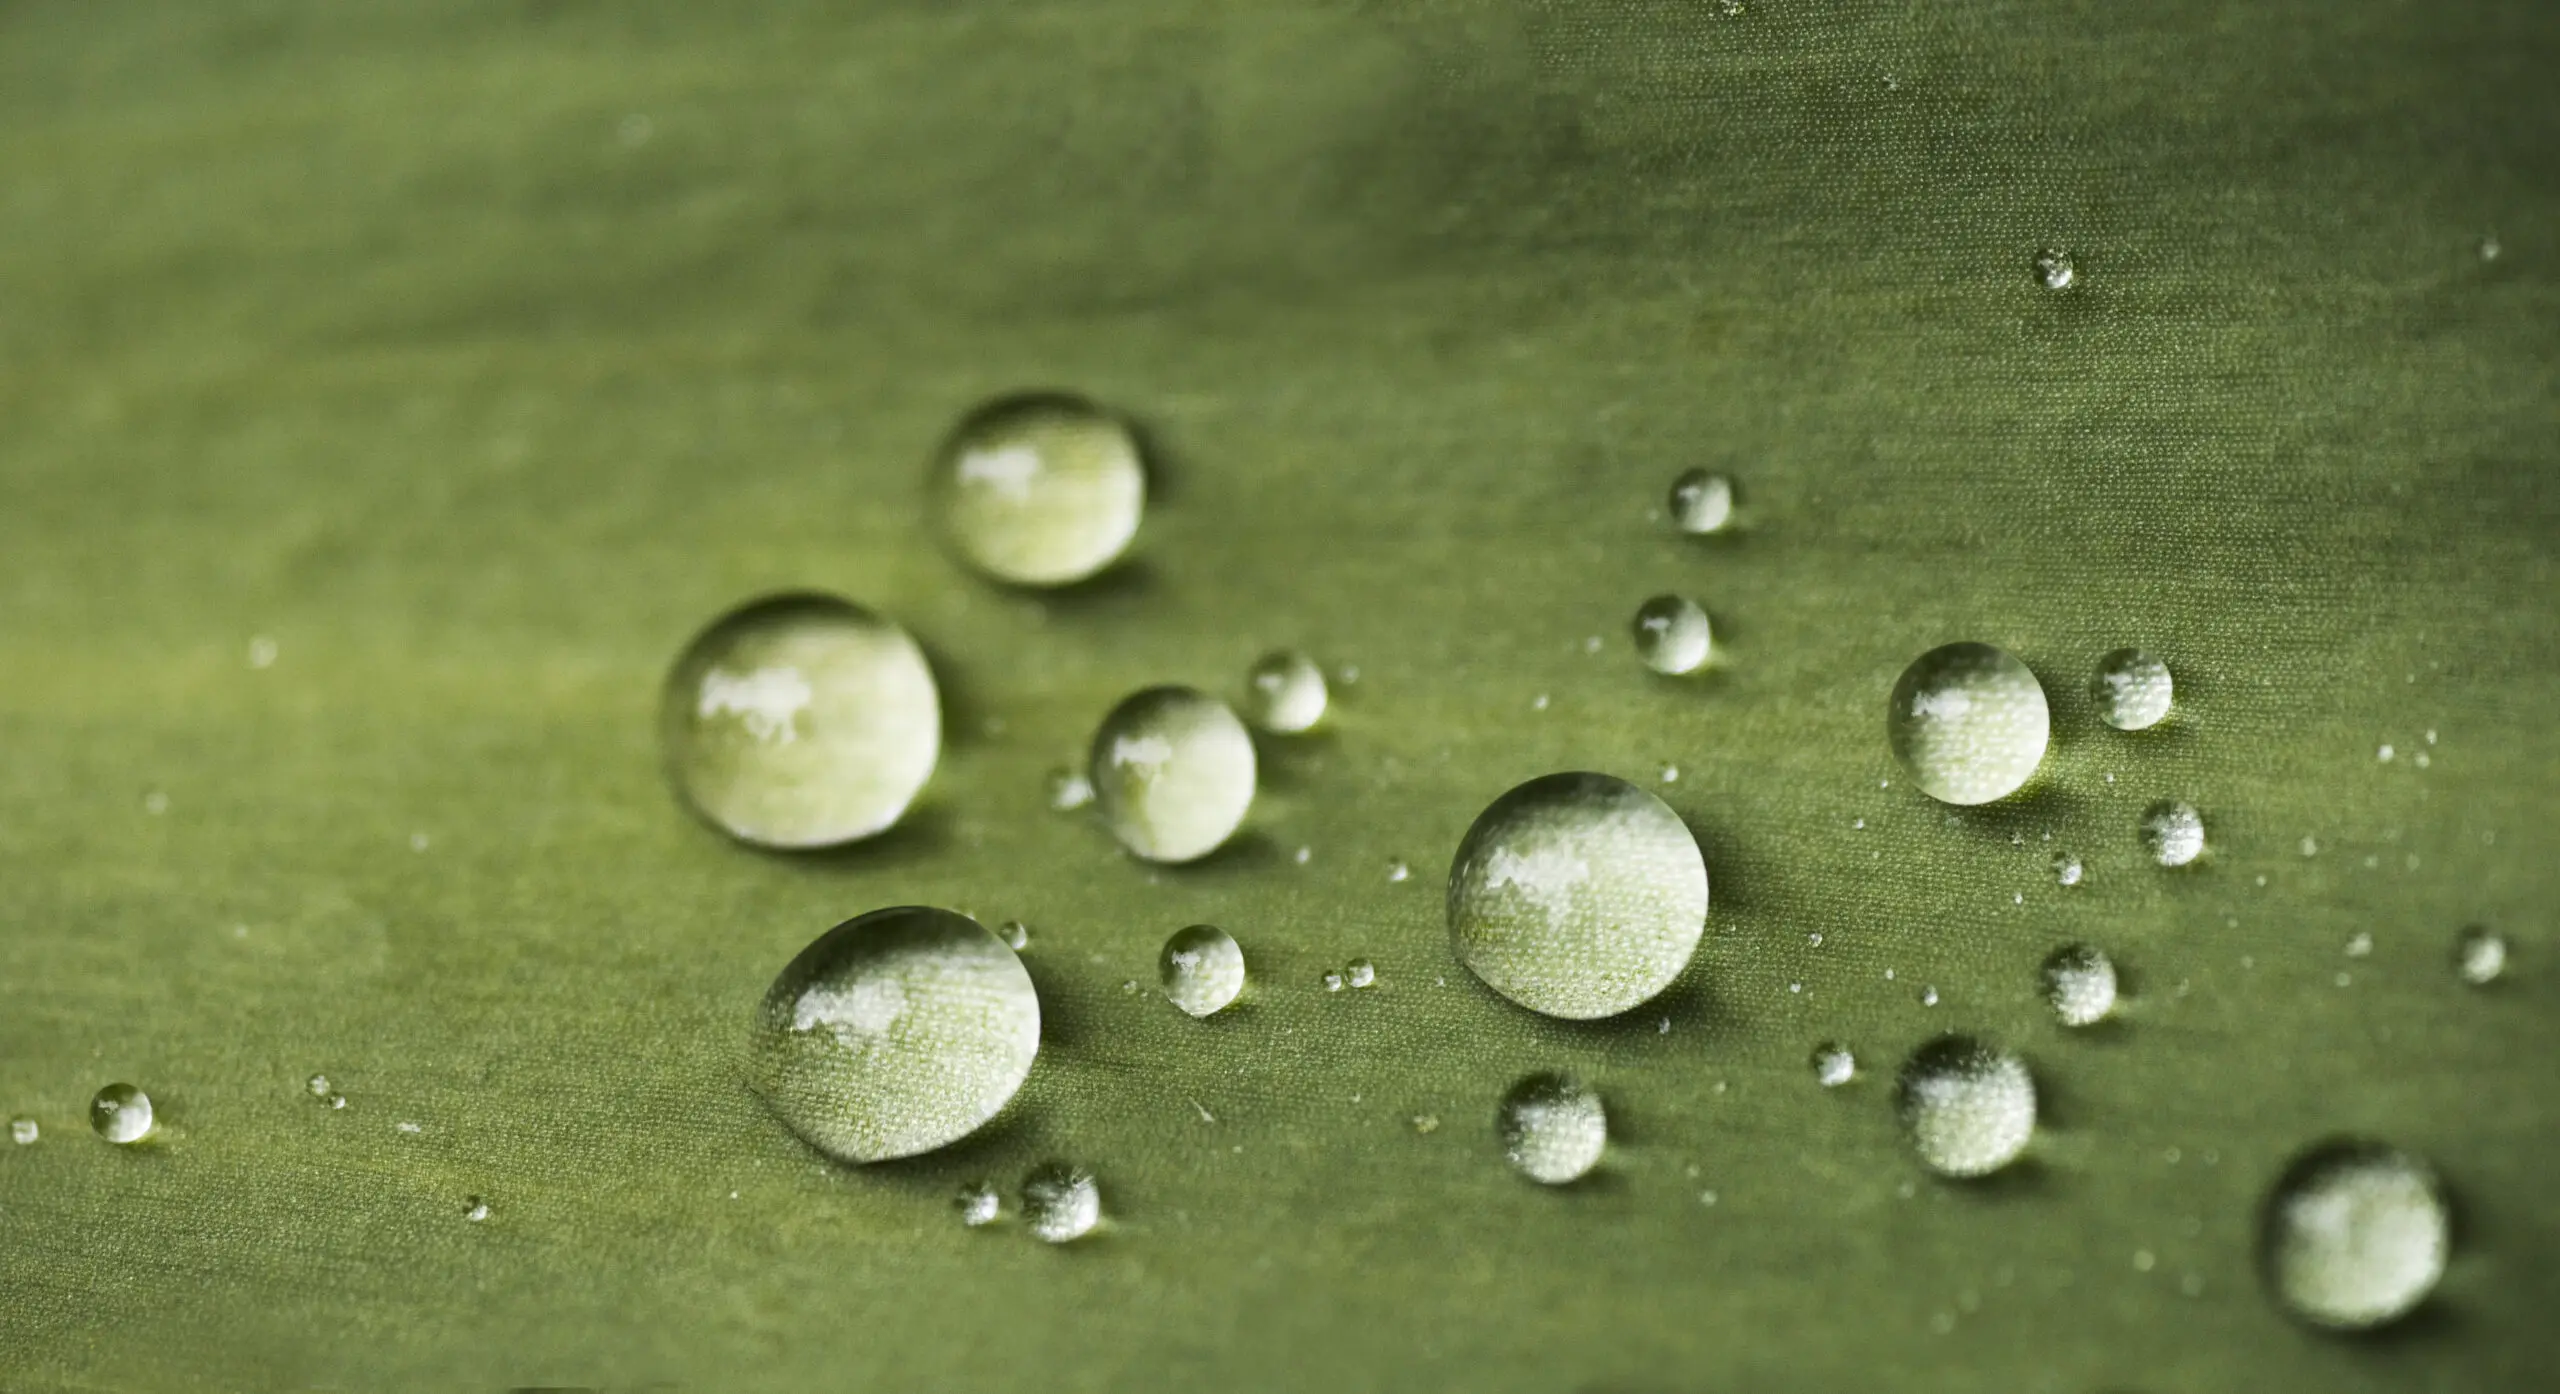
[1,1,2554,1389]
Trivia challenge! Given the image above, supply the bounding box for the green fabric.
[1,1,2551,1388]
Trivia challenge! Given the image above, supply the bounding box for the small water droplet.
[2032,248,2077,290]
[2041,944,2118,1027]
[2050,852,2084,887]
[1344,959,1377,989]
[1659,764,1679,784]
[1498,1073,1607,1185]
[1321,971,1344,992]
[1895,1036,2036,1177]
[2133,1249,2156,1273]
[1045,768,1095,812]
[2454,926,2506,985]
[1667,470,1735,534]
[1335,663,1361,686]
[1160,924,1246,1018]
[1119,979,1138,994]
[2262,1140,2448,1329]
[307,1073,331,1098]
[1386,859,1411,883]
[1088,687,1256,863]
[2478,234,2501,262]
[2413,751,2431,769]
[1243,650,1328,734]
[89,1084,154,1144]
[325,1093,347,1110]
[1000,920,1031,951]
[2336,971,2354,988]
[1410,1113,1440,1134]
[2300,835,2320,857]
[2141,801,2207,867]
[1292,844,1312,865]
[1698,1189,1719,1206]
[1887,643,2050,805]
[143,791,169,816]
[1020,1163,1102,1243]
[396,1121,420,1135]
[1808,931,1825,947]
[1446,772,1709,1019]
[246,635,278,669]
[2377,743,2395,763]
[932,394,1144,586]
[2344,932,2373,959]
[1531,693,1550,711]
[465,1196,491,1222]
[10,1117,36,1145]
[1630,595,1714,675]
[1920,985,1940,1007]
[1811,1042,1856,1087]
[2090,649,2173,730]
[955,1181,1001,1227]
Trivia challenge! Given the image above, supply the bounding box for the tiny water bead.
[90,1084,154,1145]
[1000,920,1031,951]
[2041,944,2118,1027]
[2141,801,2207,867]
[1088,687,1256,863]
[1320,970,1345,992]
[1446,772,1709,1020]
[955,1181,1001,1227]
[1812,1043,1857,1087]
[1498,1073,1607,1185]
[930,394,1145,587]
[2455,926,2506,985]
[1021,1163,1102,1243]
[1243,650,1327,734]
[2032,248,2076,290]
[1886,643,2050,805]
[10,1117,36,1145]
[465,1197,491,1223]
[2090,649,2174,731]
[1159,924,1246,1018]
[1631,594,1713,675]
[306,1074,331,1098]
[2262,1141,2449,1330]
[1045,768,1094,812]
[1895,1037,2036,1178]
[2051,852,2084,887]
[1667,470,1735,534]
[661,594,940,849]
[1344,959,1377,989]
[746,908,1040,1164]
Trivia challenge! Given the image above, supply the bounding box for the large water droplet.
[1895,1036,2035,1177]
[2032,248,2077,290]
[1021,1163,1102,1243]
[661,594,940,849]
[1498,1073,1607,1184]
[2141,801,2207,867]
[1630,595,1713,675]
[2091,649,2174,730]
[746,908,1040,1163]
[1159,924,1246,1018]
[2041,944,2118,1027]
[1667,470,1735,534]
[2454,926,2507,985]
[1811,1042,1857,1087]
[90,1083,154,1144]
[1446,772,1709,1020]
[1088,687,1256,863]
[931,394,1144,587]
[2261,1140,2449,1329]
[1243,650,1327,734]
[1886,643,2050,805]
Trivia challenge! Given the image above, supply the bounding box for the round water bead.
[1446,772,1709,1020]
[2032,248,2076,290]
[1886,643,2050,805]
[1243,650,1327,734]
[1667,470,1735,534]
[1498,1073,1607,1185]
[1021,1163,1102,1243]
[10,1116,37,1145]
[2041,943,2118,1027]
[2454,926,2506,986]
[955,1181,1001,1228]
[2091,648,2174,730]
[746,908,1040,1164]
[1811,1042,1857,1088]
[931,394,1145,587]
[660,594,940,849]
[1088,687,1256,863]
[2051,852,2085,887]
[2141,801,2207,867]
[1895,1036,2036,1177]
[1631,595,1713,675]
[1159,924,1246,1018]
[2261,1140,2449,1329]
[90,1083,154,1145]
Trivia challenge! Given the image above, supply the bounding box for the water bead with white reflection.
[2051,852,2084,887]
[465,1196,491,1222]
[1498,1073,1607,1185]
[1446,772,1709,1020]
[1631,595,1713,675]
[1243,650,1327,734]
[931,394,1145,587]
[660,594,940,849]
[306,1074,331,1099]
[2142,801,2207,867]
[1895,1036,2036,1178]
[745,908,1040,1164]
[1159,924,1247,1018]
[2041,944,2118,1027]
[999,920,1031,951]
[2091,649,2174,731]
[2455,927,2506,986]
[1886,643,2050,805]
[1088,687,1256,863]
[1021,1163,1103,1243]
[1812,1043,1856,1088]
[10,1117,36,1145]
[955,1181,1001,1228]
[1667,470,1735,534]
[1045,768,1094,812]
[90,1083,154,1144]
[1344,959,1376,989]
[2261,1141,2449,1330]
[2033,248,2076,290]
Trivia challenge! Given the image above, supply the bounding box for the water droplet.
[2032,248,2077,290]
[1631,594,1713,675]
[396,1121,421,1134]
[955,1181,1001,1227]
[1243,650,1327,734]
[2425,728,2438,745]
[1410,1113,1440,1134]
[746,908,1040,1163]
[90,1084,155,1145]
[1344,959,1377,989]
[465,1196,491,1223]
[1292,845,1312,865]
[2051,852,2084,887]
[306,1073,332,1098]
[2344,932,2373,959]
[1667,470,1735,534]
[10,1117,36,1145]
[2142,801,2207,867]
[1919,985,1940,1007]
[1088,687,1255,863]
[2262,1140,2448,1329]
[1321,971,1344,992]
[1119,979,1138,995]
[1895,1036,2036,1177]
[931,394,1143,587]
[2041,944,2118,1027]
[246,635,278,669]
[999,920,1031,951]
[2454,926,2506,985]
[2134,1249,2156,1272]
[1886,643,2050,805]
[2090,649,2173,731]
[2413,751,2430,768]
[1811,1042,1856,1087]
[1045,768,1095,812]
[1159,924,1246,1018]
[1020,1163,1102,1243]
[661,594,940,849]
[1659,764,1679,784]
[325,1093,347,1110]
[1446,772,1709,1019]
[143,791,169,816]
[1531,693,1550,712]
[1498,1073,1607,1185]
[2300,835,2320,857]
[1386,859,1411,883]
[2377,743,2395,763]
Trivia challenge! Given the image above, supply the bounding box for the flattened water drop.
[932,394,1144,587]
[1895,1036,2035,1177]
[1811,1042,1857,1087]
[661,594,940,849]
[1021,1163,1102,1243]
[1446,772,1708,1020]
[1159,924,1246,1018]
[2261,1140,2449,1329]
[1243,650,1327,734]
[2091,649,2173,730]
[2041,944,2118,1027]
[1886,644,2050,805]
[1498,1073,1607,1184]
[746,908,1039,1164]
[2033,248,2077,290]
[2142,801,2207,867]
[1631,595,1713,675]
[10,1116,36,1145]
[90,1083,154,1145]
[1667,470,1735,534]
[1088,687,1256,863]
[2454,926,2506,985]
